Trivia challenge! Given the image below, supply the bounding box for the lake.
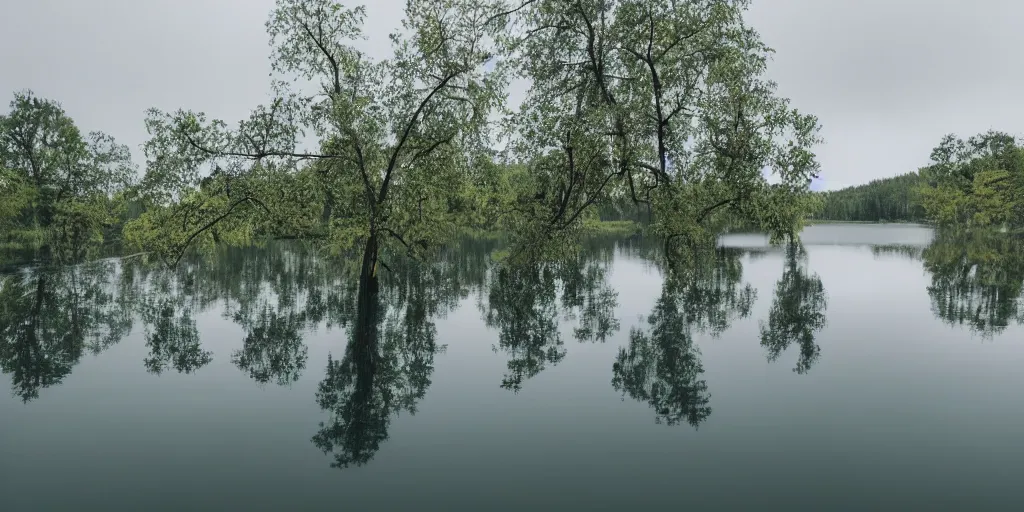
[3,223,1024,511]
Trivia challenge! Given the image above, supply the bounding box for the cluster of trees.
[121,0,821,276]
[814,172,926,222]
[0,91,138,261]
[917,131,1024,228]
[0,0,828,290]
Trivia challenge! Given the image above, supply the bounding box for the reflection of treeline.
[1,234,832,467]
[871,244,925,259]
[921,230,1024,337]
[0,261,132,402]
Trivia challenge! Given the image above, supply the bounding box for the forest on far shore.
[815,131,1024,226]
[813,172,927,223]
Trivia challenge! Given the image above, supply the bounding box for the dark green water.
[3,224,1024,511]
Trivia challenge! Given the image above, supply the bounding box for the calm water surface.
[3,224,1024,511]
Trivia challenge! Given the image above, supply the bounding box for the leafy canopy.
[918,130,1024,228]
[0,90,136,260]
[490,0,822,259]
[131,0,509,265]
[125,0,824,271]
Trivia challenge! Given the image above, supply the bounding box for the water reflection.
[232,306,308,386]
[759,242,828,374]
[0,262,131,402]
[921,230,1024,337]
[612,247,754,427]
[1,233,842,466]
[312,256,462,468]
[481,251,619,392]
[139,298,210,374]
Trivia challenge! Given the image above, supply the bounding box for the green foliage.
[0,166,33,227]
[134,0,508,267]
[493,0,823,258]
[127,0,822,272]
[817,132,1024,228]
[0,91,137,261]
[816,172,926,222]
[918,131,1024,228]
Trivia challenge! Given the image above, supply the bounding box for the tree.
[917,131,1024,228]
[0,166,33,230]
[490,0,822,261]
[128,0,823,285]
[130,0,506,285]
[0,91,136,259]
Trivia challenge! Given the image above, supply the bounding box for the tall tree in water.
[129,0,823,275]
[129,0,507,292]
[490,0,822,261]
[0,91,136,260]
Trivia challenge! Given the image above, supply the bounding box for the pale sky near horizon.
[1,0,1021,191]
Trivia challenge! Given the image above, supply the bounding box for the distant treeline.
[814,130,1024,228]
[813,172,927,223]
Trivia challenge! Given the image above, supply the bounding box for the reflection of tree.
[139,299,210,375]
[231,307,307,386]
[311,253,464,469]
[483,263,563,392]
[613,247,754,427]
[922,230,1024,337]
[115,244,362,381]
[0,262,130,402]
[759,242,828,374]
[311,285,390,469]
[480,247,620,392]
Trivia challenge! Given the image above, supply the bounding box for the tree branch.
[379,69,463,204]
[484,0,539,26]
[172,196,257,266]
[294,13,341,95]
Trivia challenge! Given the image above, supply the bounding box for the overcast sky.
[1,0,1021,191]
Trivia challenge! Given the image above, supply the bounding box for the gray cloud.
[2,0,1021,190]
